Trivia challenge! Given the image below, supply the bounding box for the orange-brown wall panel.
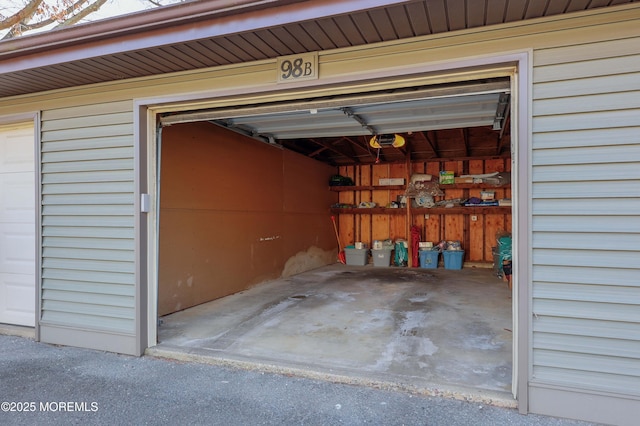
[159,122,337,315]
[282,147,338,255]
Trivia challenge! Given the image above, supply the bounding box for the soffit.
[0,0,638,98]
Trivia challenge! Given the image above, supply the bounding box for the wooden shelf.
[331,182,511,215]
[329,185,405,192]
[330,183,510,192]
[412,206,511,214]
[331,206,511,215]
[438,183,510,189]
[331,207,404,215]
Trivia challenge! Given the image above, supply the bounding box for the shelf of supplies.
[330,183,510,192]
[412,206,512,214]
[436,183,511,189]
[331,207,405,215]
[329,185,405,192]
[331,206,511,215]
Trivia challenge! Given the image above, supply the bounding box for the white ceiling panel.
[208,92,505,140]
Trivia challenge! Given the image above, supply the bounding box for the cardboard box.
[379,178,405,186]
[439,171,454,184]
[480,190,496,200]
[454,177,474,183]
[411,174,432,183]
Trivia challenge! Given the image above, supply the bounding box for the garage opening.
[153,77,515,401]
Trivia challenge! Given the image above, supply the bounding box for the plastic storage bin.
[419,250,439,269]
[372,249,392,267]
[344,248,368,266]
[443,250,465,270]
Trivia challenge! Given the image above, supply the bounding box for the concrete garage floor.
[150,264,514,407]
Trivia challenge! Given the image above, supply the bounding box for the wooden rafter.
[308,146,328,157]
[412,131,437,158]
[342,136,375,160]
[462,128,469,157]
[427,131,439,157]
[307,138,360,163]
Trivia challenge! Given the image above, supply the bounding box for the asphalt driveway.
[0,335,595,426]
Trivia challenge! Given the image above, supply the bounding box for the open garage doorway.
[150,75,518,404]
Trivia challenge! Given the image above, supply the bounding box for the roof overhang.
[1,0,639,98]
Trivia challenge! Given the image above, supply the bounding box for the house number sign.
[277,52,318,83]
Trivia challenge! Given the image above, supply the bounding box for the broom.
[331,215,346,264]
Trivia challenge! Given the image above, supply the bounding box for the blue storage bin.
[419,250,439,269]
[443,250,465,270]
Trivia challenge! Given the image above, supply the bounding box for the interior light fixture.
[369,134,405,148]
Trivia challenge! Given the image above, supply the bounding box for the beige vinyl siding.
[40,100,135,335]
[0,5,635,414]
[531,36,640,396]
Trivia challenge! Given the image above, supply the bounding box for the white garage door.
[0,122,35,327]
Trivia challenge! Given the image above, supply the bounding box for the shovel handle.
[331,216,342,250]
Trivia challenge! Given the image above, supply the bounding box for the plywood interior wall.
[337,158,512,263]
[158,122,337,316]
